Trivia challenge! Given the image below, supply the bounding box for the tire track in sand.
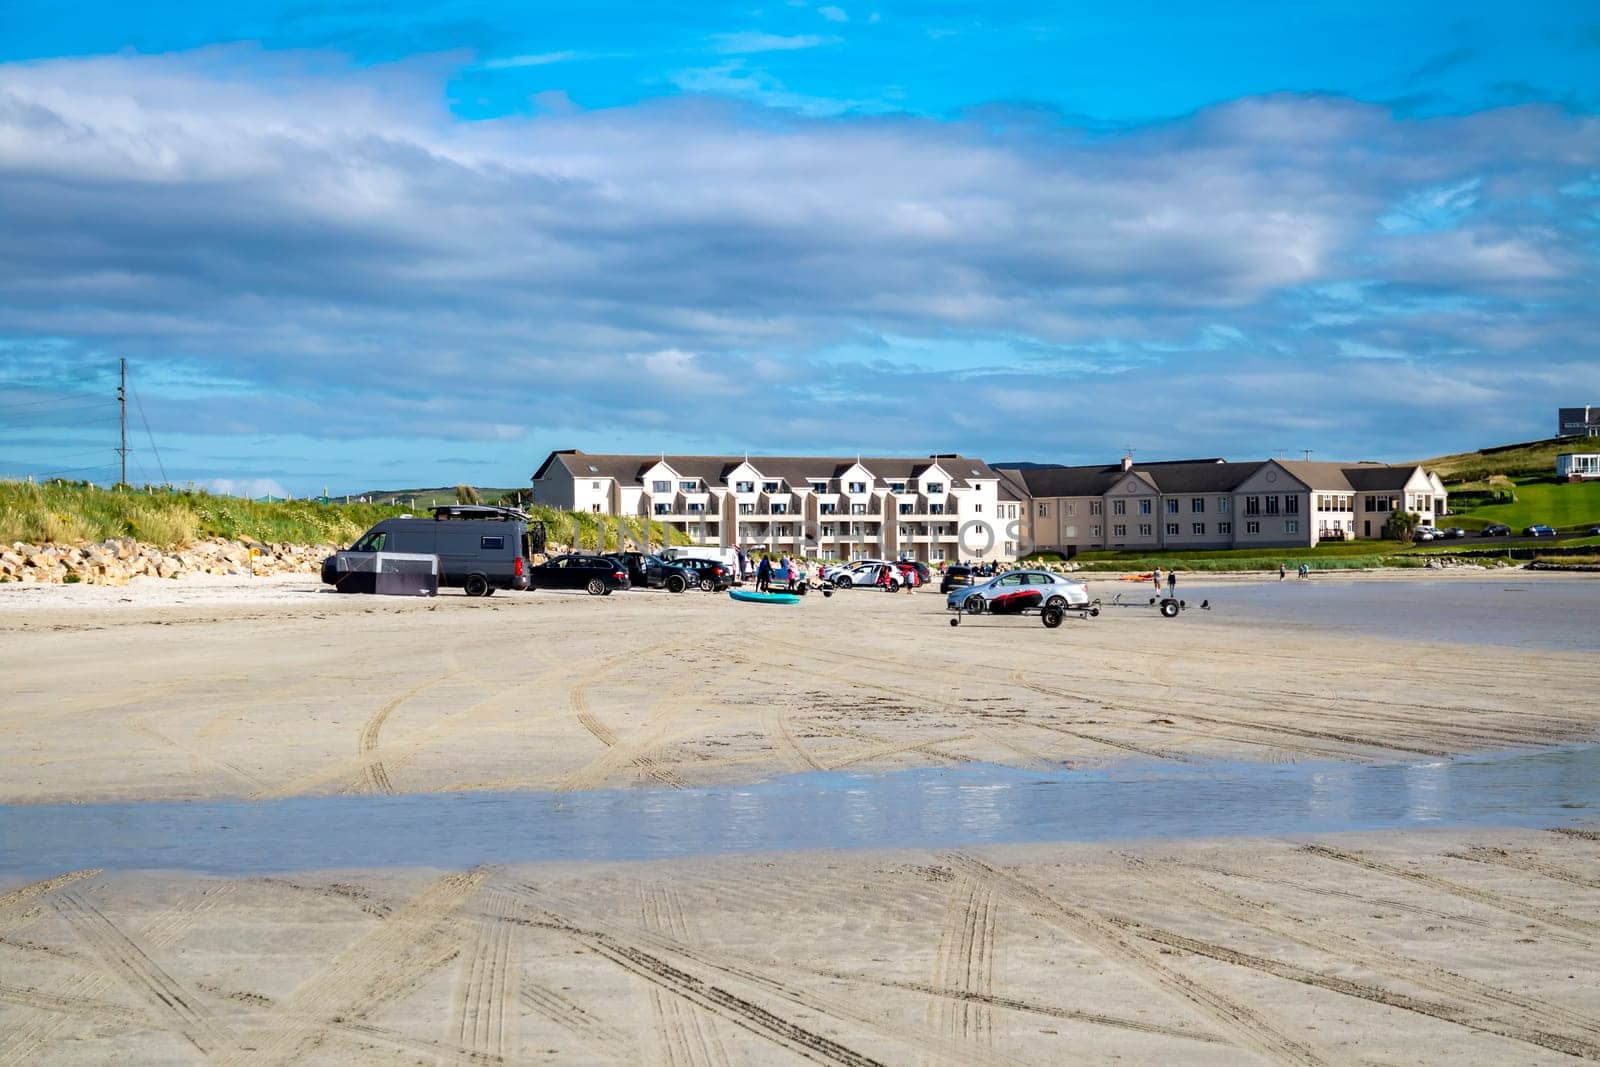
[447,916,520,1061]
[217,868,491,1066]
[0,869,100,933]
[927,872,999,1055]
[358,668,467,795]
[0,883,235,1065]
[640,882,731,1067]
[1121,855,1600,1060]
[947,853,1327,1067]
[1301,845,1600,940]
[1446,846,1600,891]
[51,891,224,1054]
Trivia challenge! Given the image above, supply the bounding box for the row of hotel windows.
[650,479,953,495]
[1040,497,1235,518]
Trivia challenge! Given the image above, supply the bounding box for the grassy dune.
[0,481,686,552]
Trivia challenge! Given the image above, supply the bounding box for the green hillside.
[1443,480,1600,533]
[1418,436,1584,484]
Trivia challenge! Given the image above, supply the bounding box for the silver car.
[946,570,1089,614]
[830,561,902,588]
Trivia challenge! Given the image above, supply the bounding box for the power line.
[0,394,116,413]
[131,387,168,484]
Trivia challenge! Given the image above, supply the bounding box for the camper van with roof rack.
[322,505,545,596]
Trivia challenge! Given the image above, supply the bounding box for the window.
[1218,497,1229,513]
[1038,503,1049,517]
[1165,498,1179,514]
[889,482,906,492]
[1064,525,1078,538]
[353,531,387,551]
[1218,521,1231,534]
[1090,501,1103,515]
[687,503,704,514]
[735,481,755,493]
[1114,523,1127,537]
[1140,499,1152,515]
[1065,502,1075,515]
[652,480,671,493]
[770,503,787,514]
[762,481,779,492]
[1166,522,1179,536]
[929,503,944,514]
[654,503,671,515]
[1265,495,1279,515]
[1246,520,1260,534]
[738,503,754,515]
[591,504,601,513]
[1191,498,1204,513]
[900,503,913,514]
[820,503,837,514]
[1192,523,1205,536]
[1091,525,1102,537]
[1139,523,1152,536]
[1285,519,1299,534]
[1245,496,1261,515]
[925,482,944,494]
[591,481,600,490]
[974,504,983,513]
[1285,495,1299,514]
[851,503,867,515]
[680,480,698,492]
[811,481,828,492]
[848,481,867,493]
[1113,499,1125,516]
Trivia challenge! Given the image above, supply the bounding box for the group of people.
[1151,566,1178,597]
[1278,562,1312,581]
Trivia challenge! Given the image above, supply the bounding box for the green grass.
[0,480,687,552]
[1441,478,1600,532]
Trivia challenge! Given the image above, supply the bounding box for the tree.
[1389,509,1420,544]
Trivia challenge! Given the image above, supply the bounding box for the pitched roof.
[1140,461,1262,494]
[534,450,1002,489]
[1341,465,1425,491]
[1004,458,1254,497]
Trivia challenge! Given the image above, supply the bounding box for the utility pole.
[116,358,129,487]
[1301,449,1314,462]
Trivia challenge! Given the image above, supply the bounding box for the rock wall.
[0,539,336,586]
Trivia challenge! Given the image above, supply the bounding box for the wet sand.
[1,570,1597,1062]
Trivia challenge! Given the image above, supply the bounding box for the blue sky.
[0,2,1596,495]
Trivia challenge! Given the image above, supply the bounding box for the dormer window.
[899,503,913,514]
[762,481,779,492]
[735,480,755,493]
[680,480,698,492]
[889,482,906,493]
[811,481,828,492]
[847,481,867,493]
[925,482,943,494]
[653,503,670,515]
[652,480,671,493]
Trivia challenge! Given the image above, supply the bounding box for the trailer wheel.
[795,584,808,596]
[699,578,715,592]
[1089,606,1100,617]
[586,578,606,596]
[463,574,490,598]
[1041,606,1064,628]
[949,616,960,627]
[666,575,687,593]
[1160,599,1180,618]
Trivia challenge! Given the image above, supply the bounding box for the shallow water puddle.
[2,746,1596,877]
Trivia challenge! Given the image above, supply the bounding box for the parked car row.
[822,558,932,590]
[1474,523,1589,539]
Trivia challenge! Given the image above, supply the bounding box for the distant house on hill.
[1558,406,1600,438]
[1556,453,1600,481]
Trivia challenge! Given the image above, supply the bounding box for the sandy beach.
[1,569,1597,1063]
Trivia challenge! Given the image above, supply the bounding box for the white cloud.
[710,32,837,54]
[479,51,581,70]
[817,6,849,22]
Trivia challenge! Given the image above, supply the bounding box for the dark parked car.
[1480,524,1511,537]
[673,557,732,591]
[940,564,976,594]
[1523,524,1557,538]
[528,554,631,595]
[604,551,696,593]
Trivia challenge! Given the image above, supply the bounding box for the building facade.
[1002,456,1448,553]
[533,449,1448,559]
[531,450,1017,562]
[1557,453,1600,481]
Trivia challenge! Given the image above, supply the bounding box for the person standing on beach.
[1298,562,1310,581]
[1152,566,1162,593]
[1279,562,1286,582]
[1167,569,1177,598]
[756,554,771,593]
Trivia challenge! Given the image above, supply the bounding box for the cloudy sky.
[1,2,1596,496]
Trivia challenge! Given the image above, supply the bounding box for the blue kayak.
[728,589,800,605]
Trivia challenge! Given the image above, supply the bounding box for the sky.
[0,2,1596,496]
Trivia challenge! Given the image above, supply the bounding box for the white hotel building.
[530,450,1020,562]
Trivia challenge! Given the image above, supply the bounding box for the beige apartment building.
[1001,456,1448,553]
[531,450,1020,562]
